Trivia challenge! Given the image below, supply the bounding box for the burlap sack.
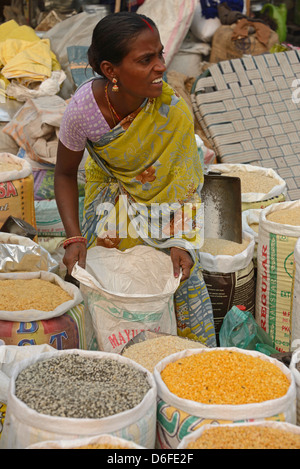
[210,24,279,63]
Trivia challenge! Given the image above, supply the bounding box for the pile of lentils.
[15,354,151,419]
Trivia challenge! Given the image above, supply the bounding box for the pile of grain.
[122,335,206,373]
[160,350,290,405]
[200,238,249,256]
[15,354,151,418]
[76,444,130,449]
[0,278,72,311]
[266,207,300,226]
[249,222,259,233]
[222,170,277,194]
[0,162,22,172]
[185,425,300,449]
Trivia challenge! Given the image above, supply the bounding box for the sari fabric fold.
[82,80,216,346]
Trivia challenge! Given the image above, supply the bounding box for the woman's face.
[114,27,167,100]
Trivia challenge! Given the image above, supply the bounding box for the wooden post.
[115,0,122,13]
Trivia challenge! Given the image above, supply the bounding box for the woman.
[54,12,216,347]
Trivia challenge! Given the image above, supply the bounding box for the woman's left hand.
[170,247,194,281]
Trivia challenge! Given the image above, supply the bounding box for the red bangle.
[63,236,87,249]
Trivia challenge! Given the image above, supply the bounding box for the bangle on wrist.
[171,246,189,252]
[63,236,87,249]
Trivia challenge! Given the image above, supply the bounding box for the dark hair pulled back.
[87,12,157,77]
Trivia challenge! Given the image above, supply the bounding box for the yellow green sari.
[82,79,216,346]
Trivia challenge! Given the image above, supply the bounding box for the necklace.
[105,81,121,126]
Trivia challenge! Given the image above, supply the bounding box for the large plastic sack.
[0,271,85,350]
[199,232,255,342]
[154,347,297,449]
[0,344,55,439]
[242,208,262,266]
[72,246,179,353]
[0,271,82,322]
[208,163,287,211]
[0,232,58,273]
[291,238,300,346]
[190,2,221,42]
[0,349,157,449]
[0,153,36,230]
[137,0,198,66]
[255,201,300,352]
[290,348,300,426]
[177,420,300,449]
[27,433,145,449]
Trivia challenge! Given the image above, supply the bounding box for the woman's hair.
[87,12,157,76]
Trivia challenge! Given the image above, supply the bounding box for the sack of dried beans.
[177,421,300,449]
[0,349,157,449]
[154,347,296,449]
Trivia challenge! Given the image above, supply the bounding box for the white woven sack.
[0,271,82,321]
[72,246,179,353]
[0,232,58,273]
[255,201,300,352]
[154,347,296,449]
[0,349,157,449]
[199,231,255,273]
[0,153,32,182]
[290,348,300,426]
[137,0,197,66]
[0,344,55,405]
[27,433,144,449]
[177,420,300,449]
[209,163,287,203]
[291,238,300,345]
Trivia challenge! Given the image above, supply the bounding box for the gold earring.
[112,77,119,92]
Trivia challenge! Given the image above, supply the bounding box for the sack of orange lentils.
[154,347,296,449]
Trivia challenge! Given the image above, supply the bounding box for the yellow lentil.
[122,335,206,373]
[200,238,249,256]
[186,425,300,449]
[160,350,290,405]
[0,279,72,311]
[266,207,300,226]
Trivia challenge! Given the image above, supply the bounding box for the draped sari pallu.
[82,80,216,347]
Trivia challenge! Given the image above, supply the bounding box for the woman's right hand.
[63,242,87,275]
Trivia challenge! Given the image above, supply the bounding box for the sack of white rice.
[255,201,300,352]
[199,232,255,342]
[208,163,287,211]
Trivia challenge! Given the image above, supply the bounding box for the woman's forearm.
[54,141,84,239]
[55,172,81,238]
